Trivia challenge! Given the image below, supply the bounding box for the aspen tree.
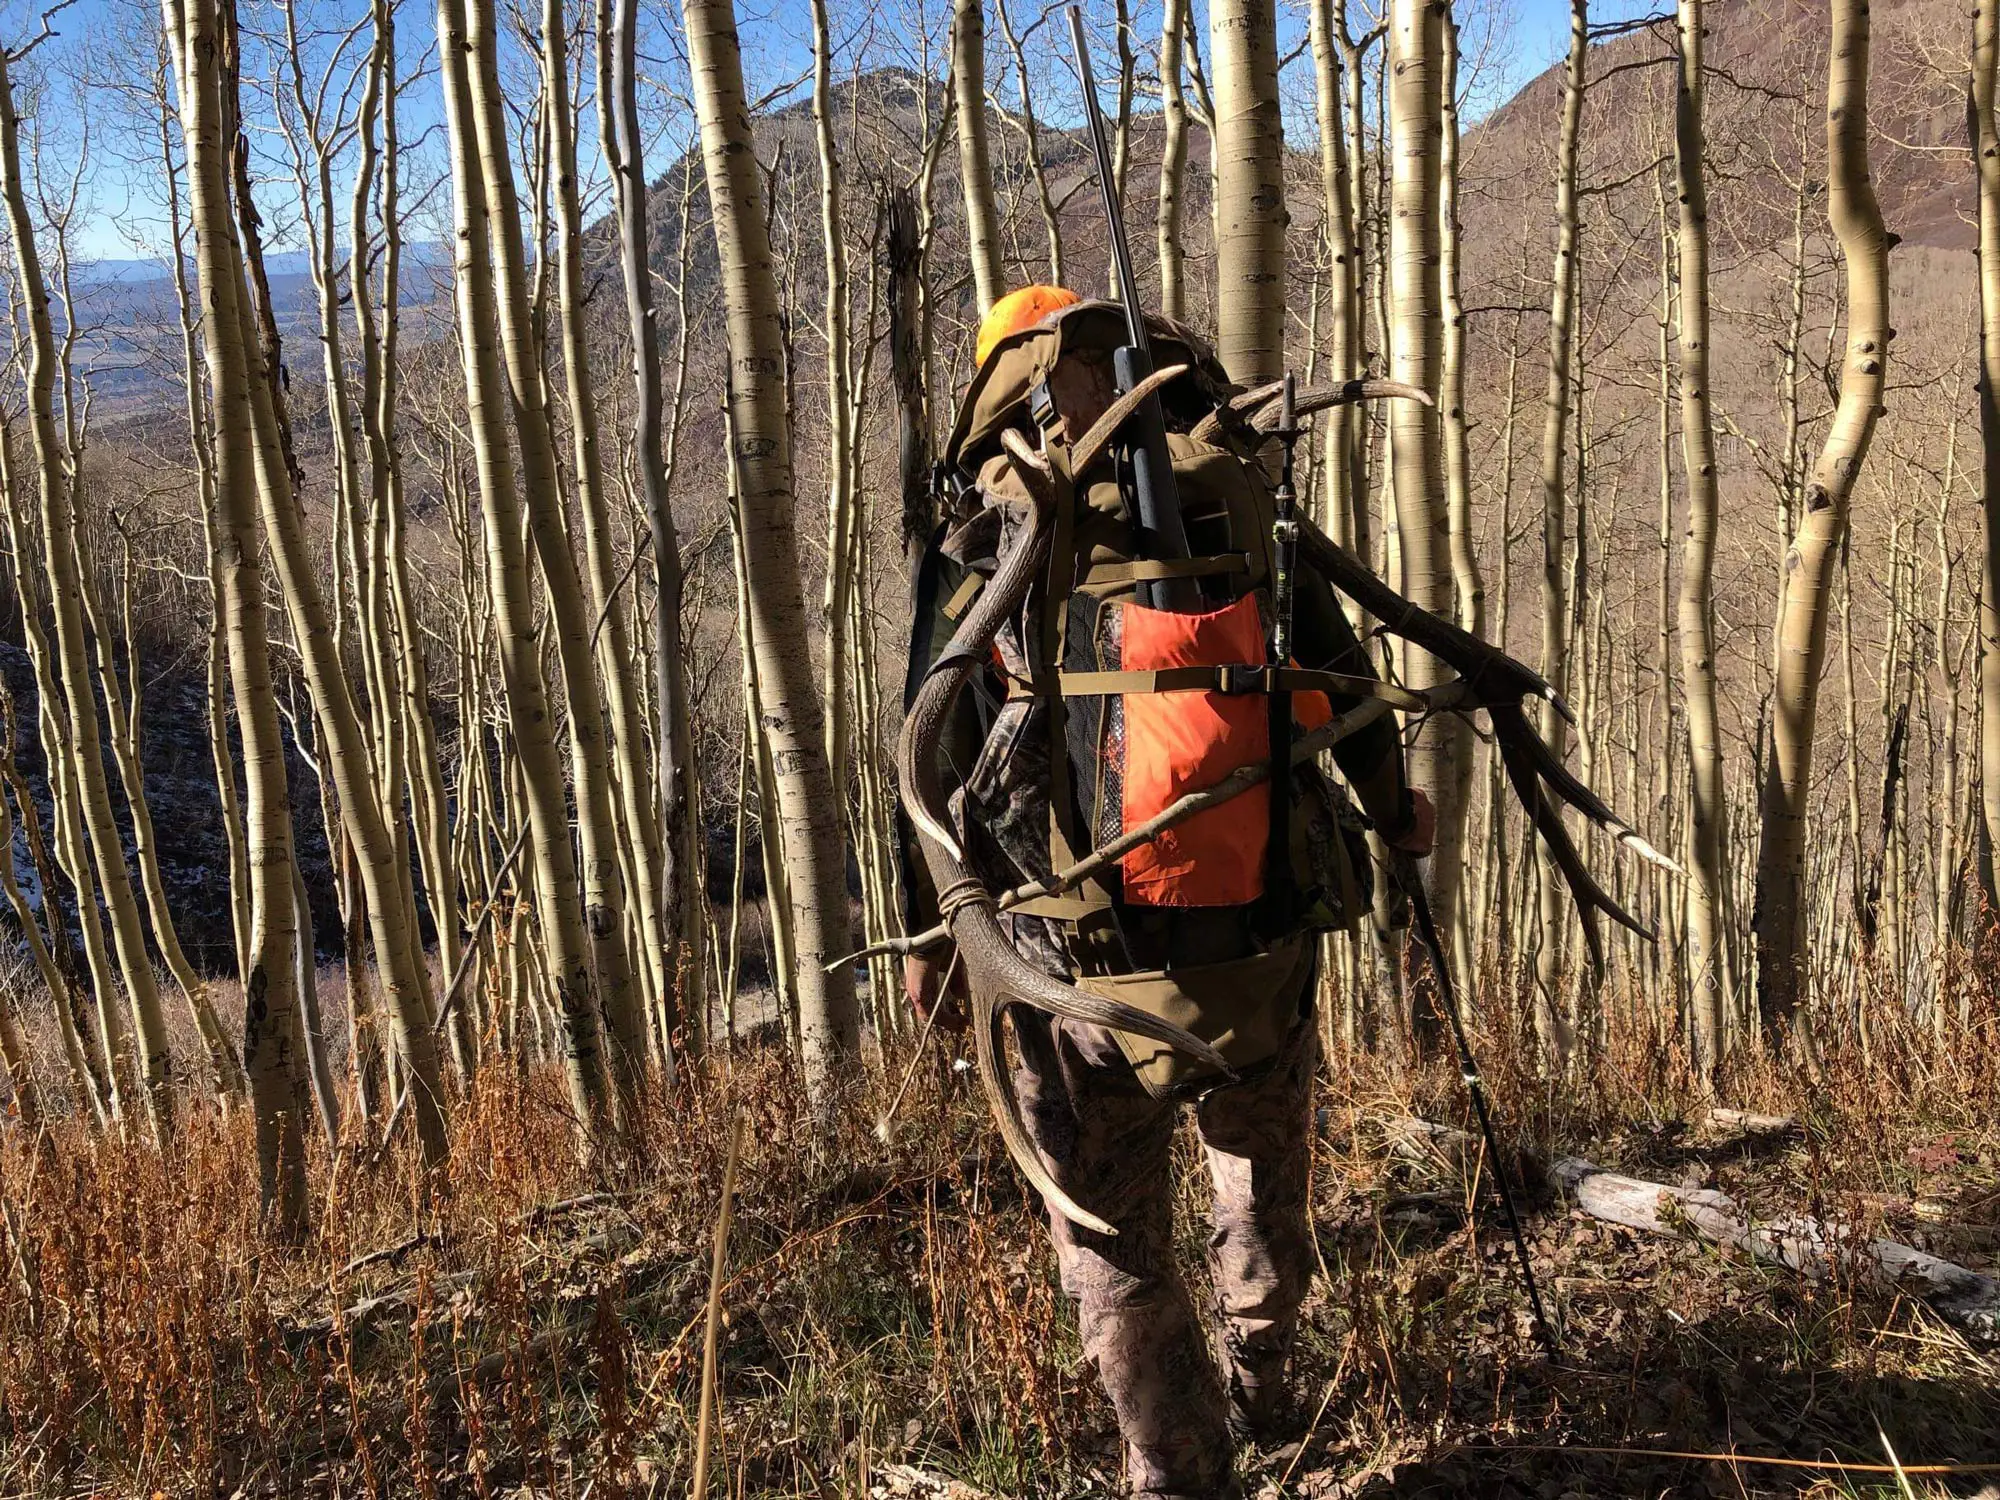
[1386,0,1467,1036]
[155,74,254,987]
[429,0,647,1125]
[1974,0,2000,902]
[1338,13,1382,574]
[540,0,673,1054]
[0,46,175,1144]
[1158,0,1189,319]
[1532,0,1587,1056]
[434,0,615,1130]
[179,0,452,1168]
[1754,0,1891,1031]
[1438,4,1480,975]
[1111,0,1136,199]
[1309,0,1358,541]
[350,0,462,1073]
[0,689,53,1126]
[276,0,446,1095]
[83,532,246,1102]
[1650,170,1675,995]
[954,0,1003,314]
[1212,0,1284,381]
[1674,0,1730,1071]
[0,930,36,1125]
[993,0,1063,287]
[0,457,124,1115]
[685,0,860,1105]
[812,0,859,807]
[1180,5,1223,282]
[0,680,96,1119]
[39,222,238,1102]
[1932,477,1967,967]
[151,0,310,1222]
[597,0,704,1049]
[456,0,649,1100]
[291,860,339,1146]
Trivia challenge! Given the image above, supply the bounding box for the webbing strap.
[1055,665,1424,708]
[1008,891,1106,920]
[941,571,986,621]
[1076,553,1248,593]
[1041,436,1096,899]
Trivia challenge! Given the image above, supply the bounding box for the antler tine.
[1496,729,1653,948]
[1492,703,1686,878]
[1252,379,1434,431]
[1067,363,1189,476]
[1227,378,1285,416]
[1617,830,1683,875]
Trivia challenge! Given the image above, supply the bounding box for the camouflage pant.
[1013,1005,1317,1500]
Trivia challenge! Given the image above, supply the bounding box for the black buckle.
[1028,379,1059,431]
[1216,664,1269,695]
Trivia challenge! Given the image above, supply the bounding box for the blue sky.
[30,0,1665,263]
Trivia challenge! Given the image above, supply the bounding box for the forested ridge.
[0,0,1995,1492]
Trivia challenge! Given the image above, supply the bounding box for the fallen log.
[1705,1108,1797,1136]
[1553,1157,2000,1341]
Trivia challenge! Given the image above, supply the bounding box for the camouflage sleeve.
[1294,562,1413,836]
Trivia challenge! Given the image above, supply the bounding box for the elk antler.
[1295,516,1677,963]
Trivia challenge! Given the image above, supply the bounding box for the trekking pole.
[1390,849,1561,1359]
[1267,374,1299,907]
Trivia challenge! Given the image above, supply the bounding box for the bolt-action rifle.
[1066,5,1198,612]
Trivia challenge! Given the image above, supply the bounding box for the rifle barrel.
[1066,3,1194,608]
[1067,5,1145,347]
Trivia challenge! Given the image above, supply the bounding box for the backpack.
[905,301,1375,1098]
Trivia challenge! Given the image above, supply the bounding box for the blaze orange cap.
[975,284,1081,369]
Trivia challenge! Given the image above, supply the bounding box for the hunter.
[900,284,1435,1500]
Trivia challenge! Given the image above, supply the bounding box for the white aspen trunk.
[1974,0,2000,907]
[598,0,705,1052]
[542,0,675,1066]
[0,513,126,1116]
[0,685,94,1120]
[1532,0,1587,1061]
[1158,0,1189,320]
[1438,9,1481,980]
[954,0,1004,314]
[685,0,860,1110]
[434,0,616,1134]
[813,0,858,810]
[1674,0,1731,1074]
[83,546,245,1102]
[341,0,465,1083]
[1310,0,1358,546]
[152,0,309,1222]
[192,0,454,1167]
[1212,0,1286,381]
[156,86,255,990]
[459,0,649,1100]
[0,54,176,1145]
[1386,0,1464,1048]
[1754,0,1892,1032]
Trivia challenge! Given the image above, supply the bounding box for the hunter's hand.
[1386,788,1436,857]
[903,952,968,1033]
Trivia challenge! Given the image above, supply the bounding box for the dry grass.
[1,959,1996,1499]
